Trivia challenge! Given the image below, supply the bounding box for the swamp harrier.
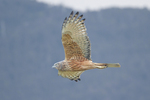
[52,11,120,82]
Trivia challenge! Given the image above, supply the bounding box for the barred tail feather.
[107,63,120,67]
[94,63,120,69]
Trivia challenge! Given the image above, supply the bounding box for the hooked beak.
[52,65,56,68]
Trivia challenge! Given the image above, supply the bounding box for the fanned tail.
[94,63,120,69]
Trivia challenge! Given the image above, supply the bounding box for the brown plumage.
[52,11,120,82]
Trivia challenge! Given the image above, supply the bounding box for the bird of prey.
[52,11,120,82]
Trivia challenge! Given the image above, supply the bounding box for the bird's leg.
[100,66,108,69]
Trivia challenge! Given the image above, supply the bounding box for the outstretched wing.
[58,70,84,81]
[62,11,91,61]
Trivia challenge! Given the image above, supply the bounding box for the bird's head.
[52,61,68,70]
[52,61,65,70]
[52,62,60,69]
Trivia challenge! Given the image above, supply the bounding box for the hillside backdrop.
[0,0,150,100]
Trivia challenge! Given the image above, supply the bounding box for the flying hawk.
[52,11,120,82]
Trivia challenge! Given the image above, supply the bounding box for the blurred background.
[0,0,150,100]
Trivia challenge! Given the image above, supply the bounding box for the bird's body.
[52,11,120,82]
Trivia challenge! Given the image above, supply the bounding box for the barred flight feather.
[62,11,91,60]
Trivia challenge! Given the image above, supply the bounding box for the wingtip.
[76,11,79,15]
[82,18,86,21]
[64,17,67,20]
[80,14,83,17]
[71,11,73,15]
